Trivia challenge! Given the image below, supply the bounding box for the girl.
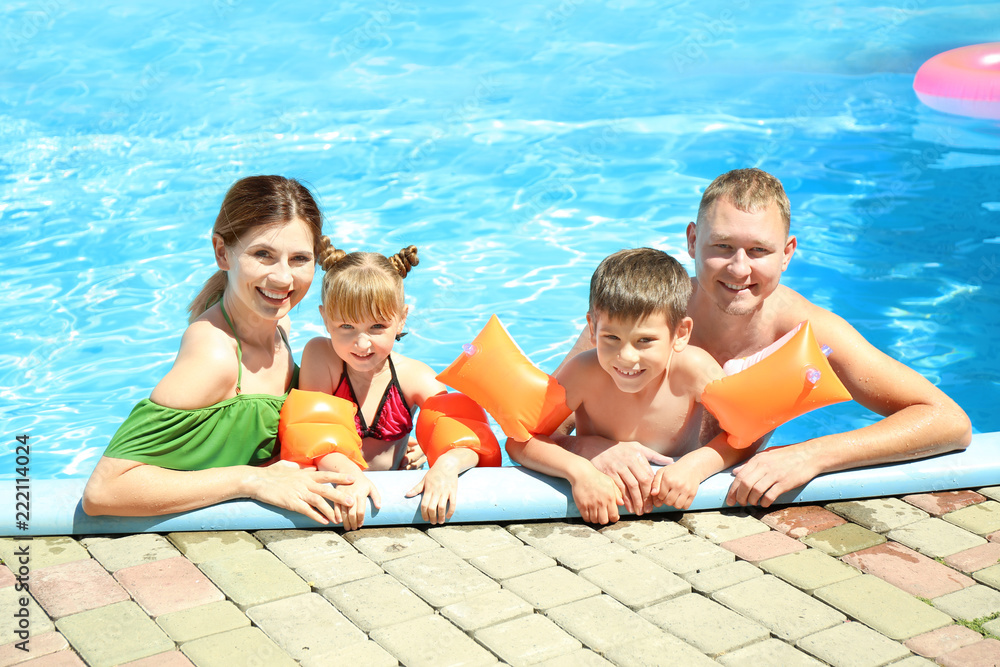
[288,239,491,529]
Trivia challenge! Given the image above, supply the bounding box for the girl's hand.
[398,438,427,470]
[338,474,382,531]
[404,448,478,524]
[246,465,356,525]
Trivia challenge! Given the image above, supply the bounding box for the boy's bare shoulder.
[674,343,724,395]
[556,349,605,408]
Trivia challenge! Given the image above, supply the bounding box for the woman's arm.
[82,455,356,524]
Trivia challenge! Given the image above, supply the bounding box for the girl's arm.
[82,455,356,524]
[404,447,480,524]
[299,337,341,393]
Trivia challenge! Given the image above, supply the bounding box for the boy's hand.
[571,465,625,525]
[574,438,673,515]
[649,461,699,511]
[338,474,382,531]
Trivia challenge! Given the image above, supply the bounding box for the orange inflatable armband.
[436,315,572,442]
[416,392,502,467]
[701,321,852,449]
[278,389,367,469]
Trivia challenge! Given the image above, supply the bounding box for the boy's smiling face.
[588,309,692,395]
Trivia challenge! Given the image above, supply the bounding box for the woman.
[83,175,357,524]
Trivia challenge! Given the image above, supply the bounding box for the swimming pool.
[4,1,998,479]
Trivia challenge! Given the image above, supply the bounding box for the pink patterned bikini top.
[333,356,414,442]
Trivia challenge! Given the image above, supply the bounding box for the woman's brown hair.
[187,176,323,322]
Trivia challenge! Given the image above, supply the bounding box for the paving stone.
[887,517,987,558]
[885,657,936,667]
[814,574,953,640]
[546,594,660,653]
[55,601,173,667]
[760,547,861,593]
[426,523,523,558]
[712,575,846,641]
[30,559,129,619]
[579,553,689,610]
[534,649,612,667]
[801,523,886,557]
[0,538,89,572]
[119,652,194,667]
[382,548,499,607]
[973,563,1000,590]
[716,638,825,666]
[253,529,353,568]
[0,565,13,588]
[681,560,764,594]
[17,652,86,666]
[937,638,1000,667]
[370,614,497,667]
[166,531,261,564]
[502,566,601,611]
[639,592,768,657]
[903,491,987,517]
[554,541,632,572]
[980,487,1000,502]
[904,625,984,658]
[507,522,612,561]
[679,510,769,543]
[944,501,1000,536]
[180,626,296,667]
[983,616,1000,637]
[795,621,911,667]
[991,531,1000,544]
[115,556,224,617]
[299,639,396,667]
[599,518,689,550]
[155,601,250,643]
[638,534,734,575]
[932,584,1000,621]
[760,504,847,538]
[321,574,433,632]
[945,542,1000,574]
[246,593,365,663]
[604,633,718,667]
[0,586,54,644]
[342,527,440,563]
[721,529,806,564]
[827,498,930,532]
[841,541,975,599]
[287,547,383,589]
[82,534,181,572]
[473,613,581,666]
[0,630,68,665]
[440,588,533,632]
[198,549,309,611]
[468,545,556,580]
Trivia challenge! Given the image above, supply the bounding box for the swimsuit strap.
[219,300,244,394]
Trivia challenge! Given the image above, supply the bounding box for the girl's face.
[322,306,407,373]
[215,217,316,324]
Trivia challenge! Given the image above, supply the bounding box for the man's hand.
[571,437,673,515]
[726,443,820,507]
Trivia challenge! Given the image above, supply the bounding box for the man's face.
[686,198,796,316]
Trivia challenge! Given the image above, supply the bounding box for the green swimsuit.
[102,304,299,471]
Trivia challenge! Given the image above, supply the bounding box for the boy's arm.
[649,432,750,510]
[506,435,624,524]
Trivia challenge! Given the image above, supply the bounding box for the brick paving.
[4,487,1000,665]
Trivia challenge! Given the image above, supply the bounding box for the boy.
[506,248,747,524]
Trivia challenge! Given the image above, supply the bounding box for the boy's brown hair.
[696,167,791,234]
[589,247,691,330]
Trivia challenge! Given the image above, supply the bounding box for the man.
[559,167,971,511]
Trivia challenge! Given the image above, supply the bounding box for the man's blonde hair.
[697,168,791,234]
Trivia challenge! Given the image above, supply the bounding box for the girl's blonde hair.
[318,237,419,323]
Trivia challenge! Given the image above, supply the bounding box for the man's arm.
[727,306,972,507]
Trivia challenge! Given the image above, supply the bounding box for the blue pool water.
[3,1,999,479]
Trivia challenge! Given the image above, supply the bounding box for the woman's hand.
[247,464,357,525]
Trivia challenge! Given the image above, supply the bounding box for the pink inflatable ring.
[914,43,1000,120]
